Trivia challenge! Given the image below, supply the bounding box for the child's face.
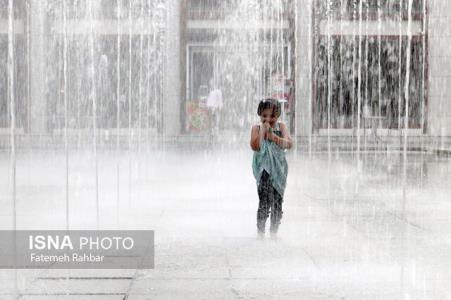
[260,108,278,125]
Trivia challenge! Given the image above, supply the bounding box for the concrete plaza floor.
[0,146,450,299]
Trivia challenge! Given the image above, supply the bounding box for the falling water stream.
[0,0,442,298]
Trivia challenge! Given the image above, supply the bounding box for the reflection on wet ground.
[0,148,450,299]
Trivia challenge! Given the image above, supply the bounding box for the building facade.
[0,0,450,145]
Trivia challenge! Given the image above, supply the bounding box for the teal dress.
[252,122,288,197]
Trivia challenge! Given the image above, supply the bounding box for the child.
[250,98,293,238]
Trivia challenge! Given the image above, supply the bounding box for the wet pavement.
[0,147,450,299]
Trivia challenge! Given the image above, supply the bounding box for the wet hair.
[257,98,281,118]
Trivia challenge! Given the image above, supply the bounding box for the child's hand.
[261,122,270,140]
[267,129,275,142]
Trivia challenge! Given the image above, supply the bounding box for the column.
[295,0,313,137]
[29,1,46,134]
[163,0,182,136]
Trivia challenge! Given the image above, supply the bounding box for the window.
[313,0,427,130]
[316,0,425,21]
